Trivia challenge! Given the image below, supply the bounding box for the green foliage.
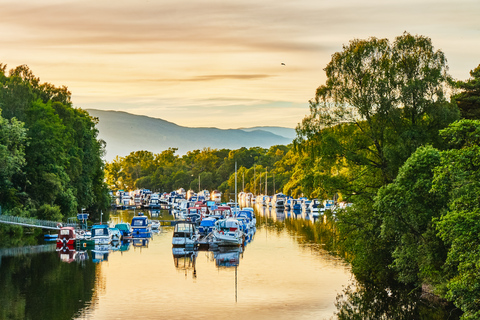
[432,120,480,319]
[374,146,447,286]
[35,204,63,221]
[453,64,480,120]
[295,32,457,201]
[105,145,293,199]
[0,109,27,208]
[0,64,108,220]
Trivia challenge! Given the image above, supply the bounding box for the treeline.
[0,64,109,222]
[105,145,296,199]
[293,33,480,319]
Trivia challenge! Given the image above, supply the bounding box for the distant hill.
[86,109,293,161]
[239,126,296,140]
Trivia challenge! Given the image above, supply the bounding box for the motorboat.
[91,224,112,245]
[211,206,232,219]
[309,199,322,216]
[109,227,122,242]
[172,221,198,247]
[131,214,152,238]
[198,217,217,236]
[115,222,132,239]
[211,190,222,203]
[56,226,77,249]
[213,218,244,246]
[151,220,161,230]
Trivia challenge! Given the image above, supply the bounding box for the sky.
[1,0,479,129]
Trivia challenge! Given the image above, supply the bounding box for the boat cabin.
[56,226,76,248]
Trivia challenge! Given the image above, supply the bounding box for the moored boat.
[213,218,244,246]
[56,227,77,249]
[172,221,198,247]
[131,214,152,238]
[91,224,112,245]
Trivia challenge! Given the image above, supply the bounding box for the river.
[0,207,461,320]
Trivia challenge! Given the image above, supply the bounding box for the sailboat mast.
[235,161,237,210]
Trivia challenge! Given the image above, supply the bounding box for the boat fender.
[220,230,224,235]
[83,242,87,248]
[57,223,63,228]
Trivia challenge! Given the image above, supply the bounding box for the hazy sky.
[1,0,479,128]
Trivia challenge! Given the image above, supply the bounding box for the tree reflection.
[335,281,462,320]
[256,206,462,319]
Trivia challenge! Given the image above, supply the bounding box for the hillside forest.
[1,32,480,318]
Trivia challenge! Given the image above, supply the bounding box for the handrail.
[0,215,77,230]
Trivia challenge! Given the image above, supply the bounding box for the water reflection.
[335,282,462,320]
[255,204,461,320]
[172,246,197,279]
[0,206,460,319]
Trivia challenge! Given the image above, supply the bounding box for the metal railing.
[0,244,57,258]
[0,215,76,230]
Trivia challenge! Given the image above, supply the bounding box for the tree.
[0,109,27,208]
[453,64,480,120]
[295,32,458,200]
[432,120,480,319]
[374,145,448,286]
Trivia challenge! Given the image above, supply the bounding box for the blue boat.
[115,222,132,239]
[91,225,112,245]
[131,215,152,238]
[198,217,216,236]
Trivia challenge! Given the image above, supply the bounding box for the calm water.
[0,207,461,320]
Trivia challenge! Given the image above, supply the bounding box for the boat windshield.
[132,219,146,226]
[175,223,194,232]
[93,228,105,236]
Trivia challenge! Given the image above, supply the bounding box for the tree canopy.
[0,64,108,221]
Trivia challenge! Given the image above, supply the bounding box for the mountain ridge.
[86,109,294,161]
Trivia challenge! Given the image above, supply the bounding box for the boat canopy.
[216,218,240,229]
[91,225,109,237]
[115,223,131,231]
[200,218,216,227]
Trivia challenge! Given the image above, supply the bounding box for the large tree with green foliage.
[0,64,108,220]
[432,120,480,319]
[295,32,458,200]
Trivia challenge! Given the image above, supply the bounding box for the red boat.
[56,226,77,249]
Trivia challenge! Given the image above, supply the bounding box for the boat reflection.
[92,244,109,263]
[214,247,242,268]
[172,247,198,279]
[57,246,77,263]
[132,237,150,249]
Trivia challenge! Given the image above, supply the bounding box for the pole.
[259,172,262,195]
[265,167,268,196]
[254,165,256,195]
[199,174,201,192]
[235,162,237,211]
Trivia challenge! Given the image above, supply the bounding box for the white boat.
[91,225,112,245]
[211,190,222,203]
[172,221,198,247]
[213,218,244,246]
[151,220,161,230]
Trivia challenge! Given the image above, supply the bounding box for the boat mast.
[235,161,237,211]
[265,167,268,196]
[254,164,256,196]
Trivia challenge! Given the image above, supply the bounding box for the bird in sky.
[281,63,285,65]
